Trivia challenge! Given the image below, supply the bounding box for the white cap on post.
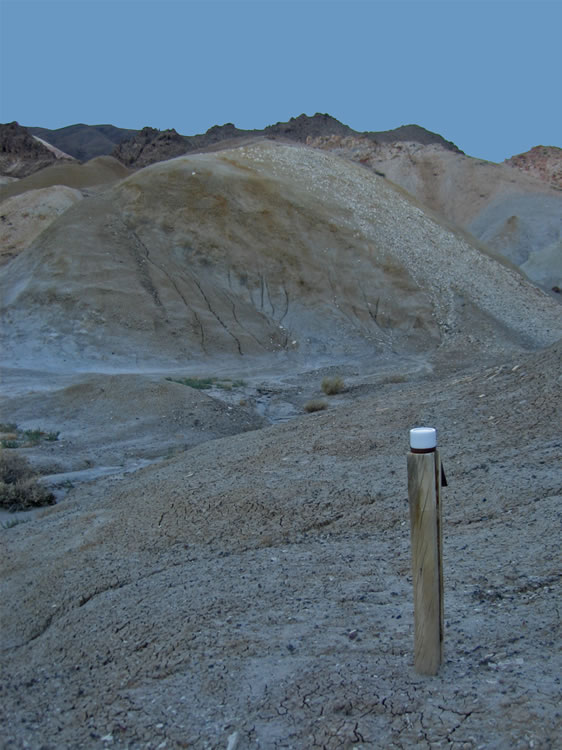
[410,427,437,450]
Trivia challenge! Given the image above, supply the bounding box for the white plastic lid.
[410,427,437,450]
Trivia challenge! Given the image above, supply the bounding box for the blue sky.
[1,0,560,162]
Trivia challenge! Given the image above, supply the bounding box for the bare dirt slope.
[308,136,562,292]
[0,186,83,267]
[1,141,558,373]
[1,341,560,749]
[0,372,266,484]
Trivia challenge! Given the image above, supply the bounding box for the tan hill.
[1,140,558,372]
[504,145,562,190]
[0,155,131,201]
[0,185,83,266]
[307,135,562,291]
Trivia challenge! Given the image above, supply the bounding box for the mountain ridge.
[23,113,463,167]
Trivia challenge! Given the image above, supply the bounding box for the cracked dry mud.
[1,342,560,749]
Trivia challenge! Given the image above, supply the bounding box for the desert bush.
[321,376,346,395]
[383,373,408,384]
[23,428,43,445]
[0,452,34,484]
[1,440,20,449]
[304,399,328,413]
[0,425,59,448]
[0,451,55,511]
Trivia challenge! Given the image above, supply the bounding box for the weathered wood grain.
[407,449,443,675]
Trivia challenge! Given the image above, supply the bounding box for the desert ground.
[0,137,560,749]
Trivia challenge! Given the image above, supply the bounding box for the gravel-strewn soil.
[1,138,560,750]
[1,341,560,749]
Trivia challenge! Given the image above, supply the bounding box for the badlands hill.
[4,116,560,292]
[1,140,558,372]
[308,136,562,292]
[1,134,561,749]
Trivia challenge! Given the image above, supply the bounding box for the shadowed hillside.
[1,140,558,372]
[27,123,138,162]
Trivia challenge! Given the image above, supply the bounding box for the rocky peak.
[264,112,355,141]
[111,126,190,168]
[108,114,463,170]
[0,121,57,178]
[504,146,562,190]
[204,122,250,141]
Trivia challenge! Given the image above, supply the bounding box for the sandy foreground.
[0,340,560,749]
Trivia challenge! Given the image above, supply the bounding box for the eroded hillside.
[1,141,558,373]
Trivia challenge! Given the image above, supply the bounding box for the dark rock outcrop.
[0,121,57,178]
[22,115,464,171]
[111,126,192,168]
[109,114,464,170]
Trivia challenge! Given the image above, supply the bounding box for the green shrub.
[0,451,55,511]
[304,400,328,413]
[321,376,346,395]
[1,440,20,449]
[0,425,60,448]
[23,429,44,445]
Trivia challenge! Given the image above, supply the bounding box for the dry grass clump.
[0,424,60,448]
[383,372,408,384]
[304,399,328,413]
[0,451,55,511]
[321,376,346,395]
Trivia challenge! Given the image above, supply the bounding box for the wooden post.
[407,427,443,675]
